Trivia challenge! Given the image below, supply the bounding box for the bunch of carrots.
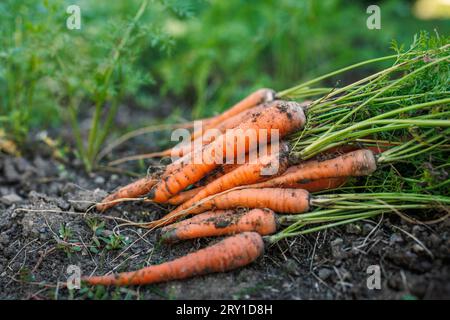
[83,33,449,287]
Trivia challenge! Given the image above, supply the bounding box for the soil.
[0,134,449,300]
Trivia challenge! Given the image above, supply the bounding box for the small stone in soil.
[3,159,21,182]
[0,193,23,205]
[412,244,425,254]
[0,232,10,244]
[318,268,332,280]
[33,156,53,177]
[412,225,424,236]
[68,188,107,212]
[362,223,374,235]
[94,176,105,184]
[389,233,403,245]
[331,238,345,259]
[345,223,361,235]
[283,259,300,276]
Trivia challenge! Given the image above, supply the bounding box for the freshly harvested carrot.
[184,187,310,214]
[193,88,276,140]
[160,209,277,243]
[165,152,244,184]
[164,177,345,208]
[163,142,289,220]
[147,101,307,203]
[96,177,156,212]
[163,177,343,207]
[167,103,276,159]
[162,103,277,178]
[83,232,264,286]
[321,144,386,158]
[286,177,347,192]
[194,163,242,186]
[154,89,276,159]
[100,103,278,212]
[148,188,310,228]
[165,187,204,206]
[247,149,377,189]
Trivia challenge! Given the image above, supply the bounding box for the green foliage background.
[0,0,448,167]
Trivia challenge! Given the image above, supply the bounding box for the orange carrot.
[147,101,307,204]
[156,89,276,159]
[167,103,275,159]
[192,88,276,140]
[184,187,309,214]
[320,144,386,158]
[165,187,204,206]
[160,209,277,243]
[148,188,310,228]
[162,103,277,177]
[162,142,289,221]
[96,177,156,212]
[286,177,347,192]
[164,177,345,208]
[194,162,242,186]
[247,149,377,189]
[83,232,264,286]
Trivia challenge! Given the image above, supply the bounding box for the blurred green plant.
[0,0,200,171]
[0,0,448,172]
[157,0,449,119]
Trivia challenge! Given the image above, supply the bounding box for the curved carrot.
[248,149,377,189]
[194,88,276,140]
[165,187,204,206]
[286,177,348,192]
[160,209,277,243]
[148,101,307,203]
[164,177,345,209]
[162,103,278,178]
[96,177,156,212]
[156,89,276,159]
[83,232,264,286]
[185,187,310,214]
[167,103,275,159]
[194,162,242,186]
[148,188,310,228]
[321,144,386,158]
[163,142,289,221]
[97,98,305,211]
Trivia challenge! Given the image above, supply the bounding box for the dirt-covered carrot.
[194,162,242,186]
[96,177,156,212]
[164,177,344,208]
[163,177,345,208]
[162,142,289,220]
[165,187,204,206]
[147,101,307,203]
[247,149,377,189]
[161,102,284,179]
[167,103,276,159]
[193,88,276,140]
[165,152,245,184]
[286,177,347,192]
[160,89,276,159]
[160,209,277,243]
[148,188,310,228]
[83,232,264,286]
